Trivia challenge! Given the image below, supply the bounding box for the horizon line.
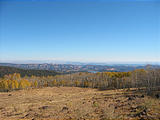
[0,60,160,65]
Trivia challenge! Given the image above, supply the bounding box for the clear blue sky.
[0,0,160,63]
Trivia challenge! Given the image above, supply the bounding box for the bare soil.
[0,87,160,120]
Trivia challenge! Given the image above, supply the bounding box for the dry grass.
[0,87,160,120]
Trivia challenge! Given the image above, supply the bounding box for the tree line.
[0,68,160,94]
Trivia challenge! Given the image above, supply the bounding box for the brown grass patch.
[0,87,159,120]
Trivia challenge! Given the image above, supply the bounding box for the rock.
[128,97,133,100]
[116,100,120,102]
[155,94,160,99]
[39,106,49,110]
[140,117,145,120]
[85,113,89,117]
[62,106,68,111]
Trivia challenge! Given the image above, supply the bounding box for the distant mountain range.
[0,63,160,73]
[1,60,160,65]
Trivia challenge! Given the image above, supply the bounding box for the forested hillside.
[0,67,160,94]
[0,66,59,78]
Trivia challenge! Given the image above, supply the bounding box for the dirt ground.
[0,87,160,120]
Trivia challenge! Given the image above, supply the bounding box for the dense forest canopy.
[0,66,59,78]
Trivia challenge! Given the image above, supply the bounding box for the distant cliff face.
[0,63,159,73]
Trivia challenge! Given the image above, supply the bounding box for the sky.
[0,0,160,64]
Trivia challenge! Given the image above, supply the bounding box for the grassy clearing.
[0,87,159,120]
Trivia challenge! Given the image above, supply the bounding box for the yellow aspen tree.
[52,80,57,86]
[0,81,3,90]
[74,80,79,87]
[3,80,9,90]
[13,73,17,80]
[7,80,11,90]
[25,80,31,88]
[11,80,15,90]
[16,73,21,80]
[14,80,19,89]
[34,80,38,88]
[19,80,25,89]
[84,81,88,87]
